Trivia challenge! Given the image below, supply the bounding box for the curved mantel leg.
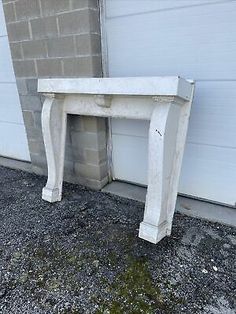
[139,97,191,244]
[41,94,67,202]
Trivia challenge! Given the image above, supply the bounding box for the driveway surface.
[0,166,235,313]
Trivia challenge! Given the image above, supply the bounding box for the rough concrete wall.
[2,0,108,190]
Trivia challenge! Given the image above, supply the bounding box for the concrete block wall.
[3,0,109,189]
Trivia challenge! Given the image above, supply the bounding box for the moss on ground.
[96,257,165,314]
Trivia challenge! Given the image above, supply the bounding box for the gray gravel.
[0,166,235,314]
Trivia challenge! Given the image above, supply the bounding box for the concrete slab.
[0,156,32,173]
[102,181,147,203]
[102,181,236,227]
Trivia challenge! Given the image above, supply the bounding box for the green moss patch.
[97,257,165,313]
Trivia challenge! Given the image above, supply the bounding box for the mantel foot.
[42,187,62,203]
[139,221,170,244]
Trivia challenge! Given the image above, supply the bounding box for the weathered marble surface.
[38,77,194,243]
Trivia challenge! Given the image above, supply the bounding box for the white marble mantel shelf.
[38,76,194,244]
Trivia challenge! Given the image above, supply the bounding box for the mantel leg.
[139,100,190,244]
[41,95,67,202]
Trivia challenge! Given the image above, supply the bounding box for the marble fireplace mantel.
[38,77,194,244]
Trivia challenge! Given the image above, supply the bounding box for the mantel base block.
[139,221,171,244]
[42,187,62,203]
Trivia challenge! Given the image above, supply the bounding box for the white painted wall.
[0,0,30,161]
[104,0,236,206]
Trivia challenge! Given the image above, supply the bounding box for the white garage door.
[0,0,30,161]
[104,0,236,206]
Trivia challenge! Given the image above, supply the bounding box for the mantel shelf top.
[38,76,193,101]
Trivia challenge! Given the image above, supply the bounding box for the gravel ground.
[0,166,235,314]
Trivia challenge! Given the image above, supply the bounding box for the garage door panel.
[0,83,25,124]
[0,0,7,36]
[0,122,30,161]
[112,134,236,206]
[0,37,16,82]
[107,2,236,79]
[112,134,148,185]
[112,119,149,138]
[187,81,236,147]
[111,80,236,148]
[179,143,236,206]
[105,0,236,205]
[0,0,30,161]
[106,0,221,19]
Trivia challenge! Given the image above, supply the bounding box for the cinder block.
[47,36,75,58]
[71,131,97,150]
[82,116,106,132]
[71,130,106,151]
[64,160,74,177]
[7,21,30,41]
[75,175,108,190]
[15,0,40,21]
[85,148,107,165]
[63,56,101,77]
[32,164,47,176]
[37,59,62,77]
[39,94,46,105]
[68,115,84,132]
[71,0,98,9]
[33,161,77,182]
[26,78,38,95]
[40,0,70,16]
[75,33,101,55]
[65,144,77,162]
[97,130,107,149]
[22,39,47,59]
[28,139,45,155]
[88,8,100,33]
[70,147,86,164]
[20,95,42,111]
[16,78,38,96]
[16,78,28,95]
[30,152,47,169]
[91,55,102,77]
[3,2,16,22]
[82,116,97,132]
[31,16,58,39]
[74,161,108,181]
[65,123,72,144]
[58,10,91,35]
[26,126,43,141]
[65,55,102,77]
[6,0,106,189]
[33,111,42,129]
[10,42,23,59]
[13,60,36,77]
[22,110,34,128]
